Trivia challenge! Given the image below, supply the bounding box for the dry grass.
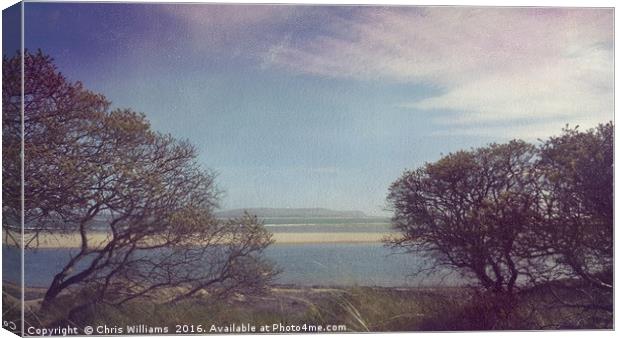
[10,284,612,332]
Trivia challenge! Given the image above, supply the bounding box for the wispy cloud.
[264,7,613,137]
[160,4,326,57]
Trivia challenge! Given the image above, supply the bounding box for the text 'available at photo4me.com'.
[22,323,349,336]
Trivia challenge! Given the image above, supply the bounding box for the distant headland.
[215,208,370,218]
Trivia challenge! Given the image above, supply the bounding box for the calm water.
[3,243,459,288]
[3,219,460,288]
[263,217,391,233]
[262,217,390,225]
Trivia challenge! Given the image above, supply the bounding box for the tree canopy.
[387,140,542,293]
[533,123,613,311]
[2,50,276,313]
[387,124,613,305]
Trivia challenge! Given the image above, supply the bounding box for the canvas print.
[2,1,614,335]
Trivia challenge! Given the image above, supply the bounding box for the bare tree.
[3,51,276,313]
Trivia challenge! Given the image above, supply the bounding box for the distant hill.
[215,208,368,218]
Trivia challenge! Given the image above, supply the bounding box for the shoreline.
[2,281,465,304]
[3,231,392,249]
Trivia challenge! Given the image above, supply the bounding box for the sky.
[22,3,613,215]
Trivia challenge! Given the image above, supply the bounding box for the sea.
[3,218,460,288]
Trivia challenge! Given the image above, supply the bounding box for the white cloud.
[264,7,614,137]
[419,46,613,132]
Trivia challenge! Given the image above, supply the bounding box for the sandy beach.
[273,232,388,244]
[3,231,390,248]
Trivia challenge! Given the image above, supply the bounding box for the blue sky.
[23,3,613,215]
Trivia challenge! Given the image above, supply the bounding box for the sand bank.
[3,231,390,248]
